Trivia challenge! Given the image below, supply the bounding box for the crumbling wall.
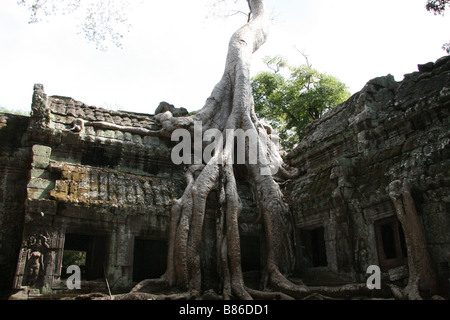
[3,55,449,297]
[0,113,31,291]
[0,82,261,296]
[12,84,188,293]
[286,56,450,293]
[8,84,260,295]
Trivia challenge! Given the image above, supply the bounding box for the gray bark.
[127,0,371,300]
[388,180,439,300]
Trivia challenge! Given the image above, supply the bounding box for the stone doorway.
[374,217,408,270]
[132,239,167,282]
[62,234,107,281]
[300,227,328,268]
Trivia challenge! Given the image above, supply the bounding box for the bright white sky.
[0,0,449,114]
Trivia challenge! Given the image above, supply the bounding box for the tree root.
[123,264,374,301]
[388,283,422,300]
[66,1,425,302]
[90,0,376,302]
[388,180,439,299]
[130,276,171,294]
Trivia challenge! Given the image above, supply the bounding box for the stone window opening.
[62,234,107,281]
[375,217,408,270]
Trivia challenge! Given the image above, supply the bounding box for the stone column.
[107,223,135,290]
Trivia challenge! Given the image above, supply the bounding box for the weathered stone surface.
[154,101,189,117]
[1,55,449,298]
[0,114,30,291]
[286,56,450,288]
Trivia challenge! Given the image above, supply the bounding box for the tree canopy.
[0,106,30,116]
[426,0,450,14]
[251,56,350,151]
[426,0,450,53]
[17,0,136,50]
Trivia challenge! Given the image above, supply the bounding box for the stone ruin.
[0,55,449,299]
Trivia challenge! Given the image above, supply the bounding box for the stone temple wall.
[6,84,188,293]
[285,55,450,290]
[0,55,449,297]
[0,84,260,295]
[0,113,30,291]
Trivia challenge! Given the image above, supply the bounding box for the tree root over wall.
[71,1,441,301]
[103,0,373,301]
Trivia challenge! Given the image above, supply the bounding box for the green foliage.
[425,0,450,53]
[61,250,86,279]
[443,43,450,54]
[0,106,30,116]
[62,250,86,269]
[17,0,136,51]
[263,55,288,74]
[251,57,350,151]
[426,0,450,15]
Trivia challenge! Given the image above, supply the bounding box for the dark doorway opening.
[62,234,107,280]
[301,227,328,267]
[375,217,407,269]
[240,236,261,272]
[381,224,397,259]
[133,239,167,282]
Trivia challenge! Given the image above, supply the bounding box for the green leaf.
[251,56,350,152]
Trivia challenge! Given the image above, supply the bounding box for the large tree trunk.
[388,180,439,300]
[131,0,293,299]
[126,0,370,300]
